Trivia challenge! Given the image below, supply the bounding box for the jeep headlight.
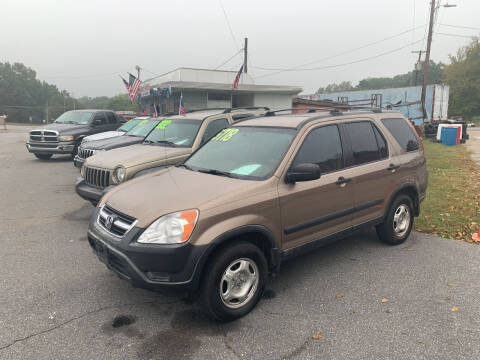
[137,210,199,244]
[112,166,126,184]
[59,135,74,141]
[80,165,85,178]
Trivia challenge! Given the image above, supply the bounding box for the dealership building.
[138,68,302,114]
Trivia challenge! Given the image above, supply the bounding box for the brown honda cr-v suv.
[87,109,428,321]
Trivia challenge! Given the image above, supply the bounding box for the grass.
[414,139,480,243]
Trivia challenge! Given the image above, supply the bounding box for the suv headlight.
[137,209,199,244]
[112,166,126,184]
[59,135,74,141]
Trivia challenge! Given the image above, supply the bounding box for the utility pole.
[45,99,49,124]
[420,0,436,125]
[412,50,423,86]
[243,38,248,73]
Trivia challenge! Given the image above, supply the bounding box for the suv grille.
[78,147,96,160]
[30,130,58,142]
[84,166,110,189]
[97,205,137,237]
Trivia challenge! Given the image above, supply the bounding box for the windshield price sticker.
[156,119,172,130]
[212,128,239,142]
[138,120,148,126]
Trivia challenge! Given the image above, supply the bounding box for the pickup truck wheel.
[34,153,52,160]
[200,241,267,321]
[376,194,414,245]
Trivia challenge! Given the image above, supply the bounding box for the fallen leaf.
[68,240,74,243]
[376,269,384,273]
[447,283,457,287]
[445,296,451,300]
[312,333,323,340]
[336,295,344,299]
[349,308,355,313]
[451,307,459,312]
[418,340,425,344]
[381,298,389,303]
[424,215,432,219]
[407,248,414,251]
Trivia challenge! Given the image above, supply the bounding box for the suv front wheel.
[200,241,267,321]
[376,194,414,245]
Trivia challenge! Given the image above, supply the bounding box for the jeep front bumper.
[75,177,115,205]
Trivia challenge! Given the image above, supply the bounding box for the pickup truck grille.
[30,130,58,142]
[78,147,96,160]
[97,205,137,237]
[84,166,110,189]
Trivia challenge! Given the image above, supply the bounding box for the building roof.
[142,67,302,95]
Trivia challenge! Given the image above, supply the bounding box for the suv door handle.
[336,176,352,187]
[387,164,400,172]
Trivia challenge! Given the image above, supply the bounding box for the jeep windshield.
[124,119,159,137]
[54,111,93,125]
[183,127,295,180]
[143,119,202,147]
[117,118,145,132]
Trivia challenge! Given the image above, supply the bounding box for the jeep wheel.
[200,241,267,321]
[376,194,414,245]
[34,153,52,160]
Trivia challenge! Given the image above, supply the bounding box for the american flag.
[232,64,243,90]
[179,95,186,115]
[128,73,141,102]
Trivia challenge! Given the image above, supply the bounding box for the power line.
[251,25,424,78]
[215,49,243,70]
[435,32,478,39]
[254,39,423,79]
[438,23,480,31]
[219,0,240,50]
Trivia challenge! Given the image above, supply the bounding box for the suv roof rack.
[185,106,270,114]
[265,106,383,117]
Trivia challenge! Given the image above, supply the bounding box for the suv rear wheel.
[376,194,414,245]
[200,241,267,321]
[34,153,52,160]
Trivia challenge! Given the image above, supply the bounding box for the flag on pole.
[232,64,243,90]
[179,95,186,115]
[120,76,130,93]
[128,73,141,102]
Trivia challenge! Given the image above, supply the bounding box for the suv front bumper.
[75,177,115,205]
[26,141,75,154]
[87,208,207,292]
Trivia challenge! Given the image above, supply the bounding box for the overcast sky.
[1,0,478,97]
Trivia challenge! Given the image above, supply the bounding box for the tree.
[316,81,354,94]
[105,94,140,112]
[443,38,480,119]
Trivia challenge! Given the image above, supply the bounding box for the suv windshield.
[54,111,93,125]
[144,119,202,147]
[125,119,159,137]
[184,126,295,180]
[117,118,145,132]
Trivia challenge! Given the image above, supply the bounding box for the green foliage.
[316,60,445,93]
[77,96,109,109]
[0,62,74,123]
[443,38,480,120]
[105,94,139,112]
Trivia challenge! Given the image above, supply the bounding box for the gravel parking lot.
[2,126,480,360]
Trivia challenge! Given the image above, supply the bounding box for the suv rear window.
[381,118,419,152]
[345,121,381,165]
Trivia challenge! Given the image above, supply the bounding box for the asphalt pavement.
[1,125,480,360]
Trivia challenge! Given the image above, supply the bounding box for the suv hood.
[37,123,90,135]
[104,167,267,228]
[82,135,144,151]
[85,143,191,170]
[83,131,124,142]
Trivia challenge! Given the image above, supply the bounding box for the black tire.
[71,142,80,159]
[376,194,414,245]
[34,153,52,160]
[200,241,267,321]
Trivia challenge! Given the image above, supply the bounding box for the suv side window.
[202,118,229,144]
[106,112,117,124]
[373,124,388,159]
[381,118,419,152]
[345,121,381,165]
[292,124,343,173]
[92,112,107,125]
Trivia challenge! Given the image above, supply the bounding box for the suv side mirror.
[93,119,102,126]
[285,163,321,184]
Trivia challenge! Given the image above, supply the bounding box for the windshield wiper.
[154,140,178,147]
[196,168,236,178]
[143,139,154,144]
[177,164,194,171]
